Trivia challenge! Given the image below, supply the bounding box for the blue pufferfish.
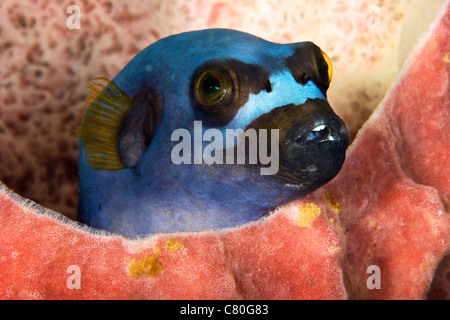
[78,29,349,237]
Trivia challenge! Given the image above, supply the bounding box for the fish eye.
[318,50,333,86]
[193,63,235,113]
[197,71,227,104]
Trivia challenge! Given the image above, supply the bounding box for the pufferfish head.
[78,29,349,236]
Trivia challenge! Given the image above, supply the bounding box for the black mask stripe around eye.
[191,59,270,127]
[286,42,330,97]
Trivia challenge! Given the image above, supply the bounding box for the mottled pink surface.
[0,2,449,300]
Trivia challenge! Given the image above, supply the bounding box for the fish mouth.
[293,123,341,145]
[246,98,349,187]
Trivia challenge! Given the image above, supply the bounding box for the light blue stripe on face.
[224,70,326,131]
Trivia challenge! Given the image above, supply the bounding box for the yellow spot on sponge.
[444,52,450,63]
[297,203,321,227]
[325,192,342,212]
[165,238,185,252]
[328,245,341,254]
[128,252,163,277]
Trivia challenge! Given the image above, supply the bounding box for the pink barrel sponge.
[0,3,449,299]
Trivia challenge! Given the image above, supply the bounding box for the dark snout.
[247,98,349,188]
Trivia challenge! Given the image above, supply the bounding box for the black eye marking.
[265,79,272,93]
[286,42,332,96]
[191,59,270,127]
[317,59,329,83]
[300,72,311,85]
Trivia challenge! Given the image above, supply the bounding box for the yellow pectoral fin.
[78,77,135,171]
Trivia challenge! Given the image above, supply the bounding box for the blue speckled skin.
[78,29,349,237]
